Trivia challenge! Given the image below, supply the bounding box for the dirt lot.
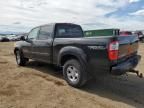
[0,42,144,108]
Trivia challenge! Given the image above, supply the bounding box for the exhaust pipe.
[129,69,143,78]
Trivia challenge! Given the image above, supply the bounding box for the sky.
[0,0,144,33]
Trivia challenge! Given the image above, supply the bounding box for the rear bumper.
[111,55,141,75]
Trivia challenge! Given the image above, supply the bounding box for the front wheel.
[15,50,28,66]
[63,59,87,88]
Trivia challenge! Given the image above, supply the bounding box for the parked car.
[134,31,144,42]
[7,35,16,41]
[0,36,2,41]
[14,23,141,87]
[0,36,10,42]
[120,31,132,36]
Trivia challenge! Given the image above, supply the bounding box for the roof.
[38,23,79,27]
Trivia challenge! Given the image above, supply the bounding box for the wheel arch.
[14,47,20,54]
[58,46,87,66]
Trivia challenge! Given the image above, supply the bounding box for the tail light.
[108,41,119,60]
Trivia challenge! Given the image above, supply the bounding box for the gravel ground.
[0,42,144,108]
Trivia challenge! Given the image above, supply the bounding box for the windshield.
[56,24,83,38]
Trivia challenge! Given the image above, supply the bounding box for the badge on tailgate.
[88,46,106,50]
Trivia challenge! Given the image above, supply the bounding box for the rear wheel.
[63,59,87,88]
[15,50,28,66]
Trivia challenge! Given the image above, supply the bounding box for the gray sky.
[0,0,144,32]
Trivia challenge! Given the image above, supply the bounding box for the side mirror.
[20,36,32,43]
[20,36,26,41]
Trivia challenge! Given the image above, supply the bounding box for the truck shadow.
[83,75,144,107]
[26,61,144,107]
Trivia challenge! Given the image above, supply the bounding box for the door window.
[28,27,40,40]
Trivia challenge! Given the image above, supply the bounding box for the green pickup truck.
[84,29,120,37]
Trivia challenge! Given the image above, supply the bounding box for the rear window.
[55,24,83,38]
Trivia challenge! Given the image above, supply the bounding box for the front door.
[22,27,40,58]
[32,25,53,63]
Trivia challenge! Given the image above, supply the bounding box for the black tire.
[15,50,28,66]
[63,59,87,88]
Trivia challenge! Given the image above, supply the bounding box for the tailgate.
[118,35,139,60]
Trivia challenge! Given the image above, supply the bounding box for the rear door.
[31,25,54,63]
[118,35,139,61]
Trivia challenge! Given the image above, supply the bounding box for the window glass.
[38,25,53,40]
[56,24,83,38]
[28,27,39,40]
